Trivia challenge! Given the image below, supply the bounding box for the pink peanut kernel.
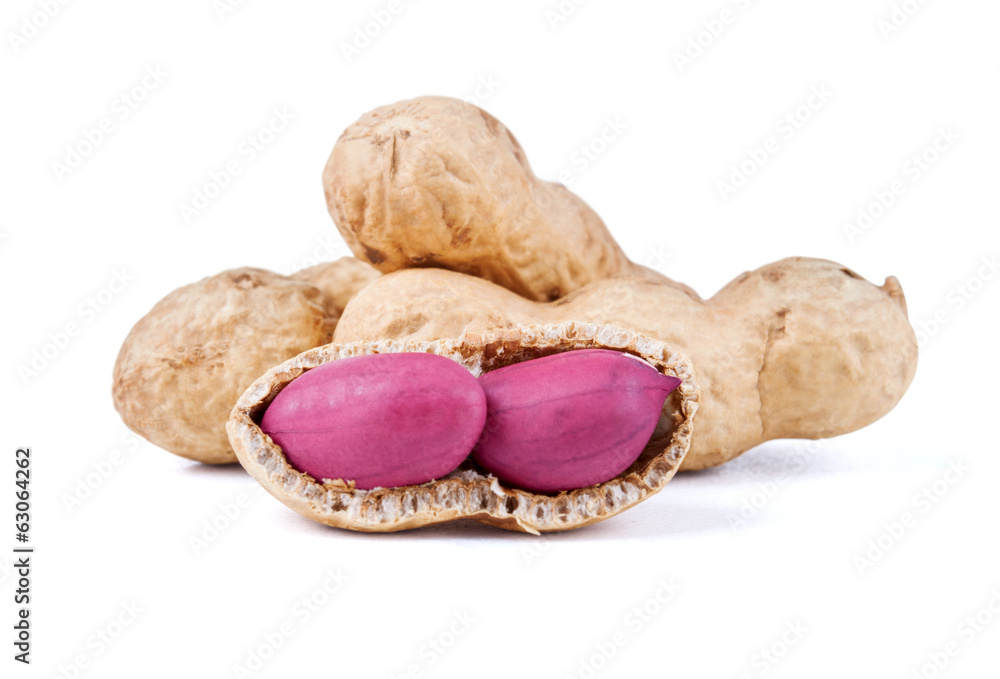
[473,349,681,493]
[261,353,487,489]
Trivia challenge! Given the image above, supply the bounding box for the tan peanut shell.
[323,96,662,302]
[333,257,918,471]
[112,268,337,464]
[227,323,698,533]
[112,259,381,464]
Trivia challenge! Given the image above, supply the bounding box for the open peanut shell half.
[227,322,699,534]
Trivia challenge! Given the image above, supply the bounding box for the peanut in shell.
[227,322,698,533]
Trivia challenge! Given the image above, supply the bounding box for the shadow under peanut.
[177,459,249,479]
[274,440,951,540]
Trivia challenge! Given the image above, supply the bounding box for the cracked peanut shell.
[227,322,698,533]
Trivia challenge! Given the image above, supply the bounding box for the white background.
[2,1,999,677]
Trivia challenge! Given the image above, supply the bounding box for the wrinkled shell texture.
[112,268,335,464]
[334,257,919,471]
[323,96,651,302]
[292,257,381,321]
[228,323,698,533]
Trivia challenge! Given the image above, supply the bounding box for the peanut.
[322,96,666,302]
[261,352,487,490]
[474,350,681,492]
[333,257,918,471]
[112,259,379,464]
[227,323,698,533]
